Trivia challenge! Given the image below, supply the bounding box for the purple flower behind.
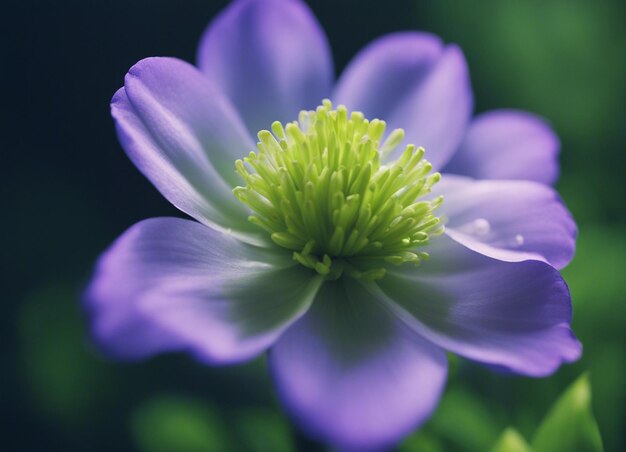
[85,0,581,449]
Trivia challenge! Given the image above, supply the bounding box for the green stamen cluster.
[234,100,443,280]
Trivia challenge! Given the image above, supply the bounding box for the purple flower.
[85,0,581,449]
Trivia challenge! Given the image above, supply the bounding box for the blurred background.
[2,0,624,450]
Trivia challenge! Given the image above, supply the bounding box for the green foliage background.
[3,0,624,450]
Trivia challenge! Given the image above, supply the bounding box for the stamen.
[234,100,443,280]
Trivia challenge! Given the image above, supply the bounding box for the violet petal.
[113,57,262,241]
[435,175,576,269]
[377,235,581,377]
[85,217,322,364]
[443,110,560,184]
[333,33,473,169]
[270,279,447,450]
[197,0,334,133]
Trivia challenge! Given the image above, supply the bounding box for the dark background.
[2,0,624,450]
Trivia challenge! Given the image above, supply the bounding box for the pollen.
[233,100,443,280]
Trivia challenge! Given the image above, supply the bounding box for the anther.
[233,100,443,279]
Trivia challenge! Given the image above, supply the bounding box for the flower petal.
[333,33,473,169]
[333,33,444,125]
[443,110,560,184]
[376,235,581,377]
[270,279,447,450]
[197,0,334,133]
[113,57,262,241]
[436,175,576,269]
[85,217,323,364]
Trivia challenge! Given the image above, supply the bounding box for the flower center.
[234,100,443,280]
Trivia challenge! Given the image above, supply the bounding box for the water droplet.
[458,218,491,237]
[511,234,524,247]
[467,218,491,236]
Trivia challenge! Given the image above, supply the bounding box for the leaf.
[428,387,501,451]
[18,285,116,424]
[234,408,295,452]
[131,396,231,452]
[532,374,603,452]
[399,431,444,452]
[490,428,531,452]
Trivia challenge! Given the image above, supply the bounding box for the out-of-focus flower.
[85,0,580,448]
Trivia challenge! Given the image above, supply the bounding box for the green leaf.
[18,285,116,424]
[131,396,231,452]
[399,431,444,452]
[490,428,531,452]
[234,408,295,452]
[428,387,501,451]
[532,374,603,452]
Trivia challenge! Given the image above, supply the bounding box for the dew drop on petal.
[458,218,491,237]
